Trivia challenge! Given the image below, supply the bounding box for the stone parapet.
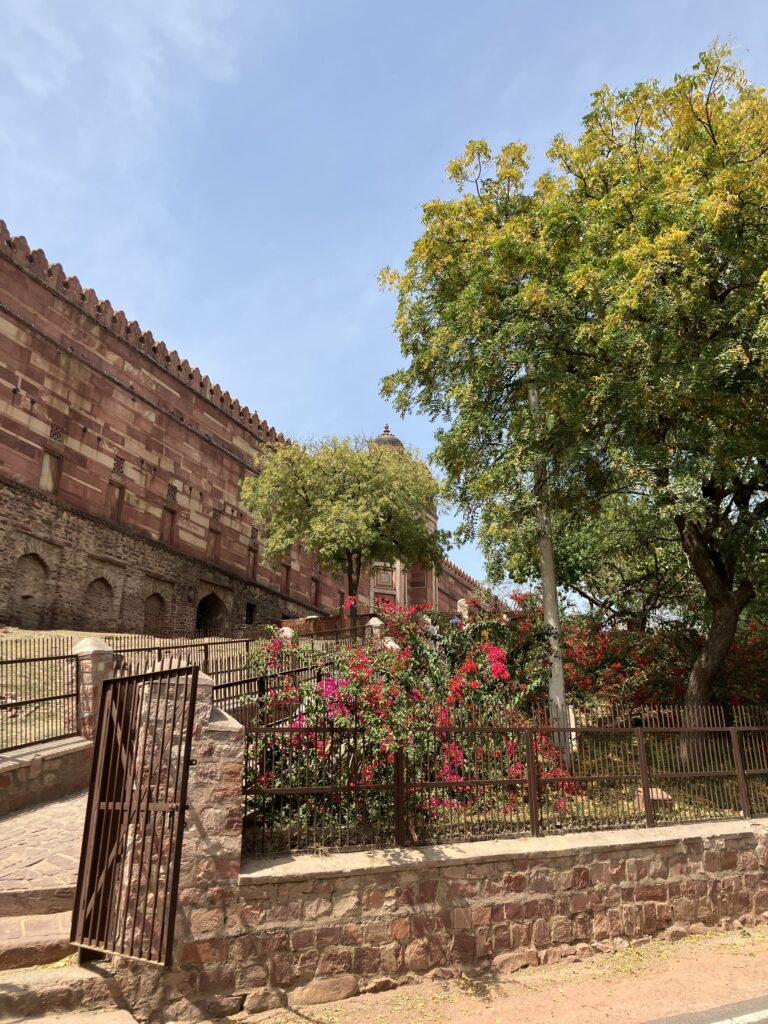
[227,819,768,1013]
[97,769,768,1020]
[0,736,93,816]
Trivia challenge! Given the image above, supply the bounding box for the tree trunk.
[686,591,753,706]
[527,381,571,769]
[346,553,359,633]
[527,383,567,716]
[675,517,755,707]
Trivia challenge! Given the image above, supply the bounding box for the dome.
[373,423,404,449]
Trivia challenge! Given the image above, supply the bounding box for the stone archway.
[83,577,114,631]
[11,553,49,629]
[195,592,228,635]
[143,592,168,635]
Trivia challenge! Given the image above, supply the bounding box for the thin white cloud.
[0,1,81,97]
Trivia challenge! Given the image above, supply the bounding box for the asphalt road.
[649,998,768,1024]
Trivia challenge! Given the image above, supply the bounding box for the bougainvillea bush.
[244,601,574,852]
[242,600,768,853]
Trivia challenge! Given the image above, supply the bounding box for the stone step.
[0,884,75,917]
[0,964,116,1020]
[0,910,74,970]
[6,1012,136,1024]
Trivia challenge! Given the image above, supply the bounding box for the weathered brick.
[353,946,381,975]
[380,941,404,974]
[471,905,492,926]
[189,907,225,935]
[390,917,412,942]
[450,930,476,963]
[475,926,493,958]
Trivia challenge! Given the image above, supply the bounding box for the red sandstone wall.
[437,560,481,614]
[0,221,476,632]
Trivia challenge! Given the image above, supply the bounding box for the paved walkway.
[0,793,86,893]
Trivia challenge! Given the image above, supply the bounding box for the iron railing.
[0,653,79,752]
[241,701,768,856]
[114,637,258,677]
[0,628,363,751]
[212,655,333,734]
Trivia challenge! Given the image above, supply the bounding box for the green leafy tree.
[381,45,768,705]
[512,496,700,630]
[240,437,448,611]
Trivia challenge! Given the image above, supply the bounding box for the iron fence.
[241,701,768,856]
[0,627,361,751]
[0,624,366,665]
[114,637,257,677]
[212,653,334,734]
[0,653,79,752]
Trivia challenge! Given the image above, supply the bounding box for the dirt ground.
[241,926,768,1024]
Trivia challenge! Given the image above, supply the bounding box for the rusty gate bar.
[635,727,655,828]
[70,663,198,967]
[730,726,752,819]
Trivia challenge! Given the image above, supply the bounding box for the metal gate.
[70,663,198,966]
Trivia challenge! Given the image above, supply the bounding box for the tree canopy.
[381,44,768,703]
[240,437,448,604]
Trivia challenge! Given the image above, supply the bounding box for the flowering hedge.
[245,602,570,848]
[248,596,768,720]
[241,599,768,852]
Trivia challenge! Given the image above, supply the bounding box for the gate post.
[108,669,248,1020]
[72,637,115,740]
[170,671,247,1006]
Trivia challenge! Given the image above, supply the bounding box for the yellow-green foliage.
[381,43,768,700]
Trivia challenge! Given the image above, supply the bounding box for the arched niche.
[143,592,168,635]
[195,592,228,635]
[83,577,114,631]
[11,553,49,629]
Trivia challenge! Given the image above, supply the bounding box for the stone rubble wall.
[119,818,768,1020]
[223,824,768,1015]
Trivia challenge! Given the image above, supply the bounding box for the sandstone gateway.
[0,222,478,635]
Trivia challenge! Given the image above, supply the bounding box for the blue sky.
[1,1,766,583]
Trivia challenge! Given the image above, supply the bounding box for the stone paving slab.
[0,909,71,940]
[0,964,118,1019]
[0,792,86,894]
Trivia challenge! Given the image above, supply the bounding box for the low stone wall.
[0,736,92,816]
[226,820,768,1013]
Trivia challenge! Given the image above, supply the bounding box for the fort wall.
[0,221,479,633]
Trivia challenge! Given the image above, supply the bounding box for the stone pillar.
[72,637,115,739]
[367,616,384,639]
